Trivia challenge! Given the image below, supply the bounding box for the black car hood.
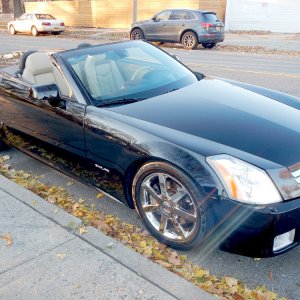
[107,78,300,168]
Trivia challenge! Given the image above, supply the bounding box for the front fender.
[220,77,300,110]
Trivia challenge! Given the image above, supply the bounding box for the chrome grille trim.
[291,169,300,184]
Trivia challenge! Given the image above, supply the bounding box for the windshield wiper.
[96,97,146,107]
[162,88,179,95]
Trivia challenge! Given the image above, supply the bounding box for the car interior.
[1,51,71,98]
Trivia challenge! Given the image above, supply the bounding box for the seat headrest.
[25,52,54,76]
[18,50,38,71]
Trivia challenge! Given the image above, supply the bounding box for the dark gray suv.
[130,9,224,50]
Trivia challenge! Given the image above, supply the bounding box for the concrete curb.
[0,174,216,300]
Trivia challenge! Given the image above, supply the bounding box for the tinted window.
[202,13,220,23]
[155,11,171,21]
[170,11,196,21]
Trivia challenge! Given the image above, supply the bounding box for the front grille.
[291,169,300,184]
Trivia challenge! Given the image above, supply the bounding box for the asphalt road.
[1,32,300,299]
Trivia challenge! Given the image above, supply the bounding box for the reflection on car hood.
[107,78,300,167]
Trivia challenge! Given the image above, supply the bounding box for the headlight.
[206,154,282,204]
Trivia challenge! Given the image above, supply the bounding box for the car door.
[13,13,27,32]
[0,73,86,157]
[143,10,171,41]
[168,10,197,41]
[25,14,34,32]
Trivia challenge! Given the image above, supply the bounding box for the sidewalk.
[0,175,214,300]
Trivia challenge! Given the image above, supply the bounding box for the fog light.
[273,229,295,252]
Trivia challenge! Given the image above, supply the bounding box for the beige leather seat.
[22,52,71,97]
[84,54,125,99]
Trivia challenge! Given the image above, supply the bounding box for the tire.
[130,28,145,40]
[9,25,16,35]
[181,31,198,50]
[202,43,216,49]
[31,26,39,36]
[132,161,206,250]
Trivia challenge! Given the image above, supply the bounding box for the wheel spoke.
[142,203,159,213]
[174,208,197,223]
[171,218,187,239]
[142,182,162,204]
[158,174,168,197]
[170,190,187,204]
[159,215,168,234]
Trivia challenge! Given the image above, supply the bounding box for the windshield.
[64,41,198,106]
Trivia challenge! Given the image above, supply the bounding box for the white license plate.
[53,27,60,31]
[215,26,221,31]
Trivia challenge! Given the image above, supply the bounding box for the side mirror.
[152,17,158,22]
[30,83,60,100]
[30,83,65,108]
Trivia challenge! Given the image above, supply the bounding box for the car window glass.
[155,11,171,21]
[170,11,183,21]
[65,41,198,105]
[35,14,56,20]
[27,14,33,20]
[19,14,27,20]
[186,11,197,20]
[203,13,220,23]
[170,11,196,21]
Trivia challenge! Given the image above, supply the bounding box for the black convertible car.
[0,41,299,257]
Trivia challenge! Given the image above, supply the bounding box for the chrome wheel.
[139,172,198,242]
[130,28,144,40]
[182,31,198,50]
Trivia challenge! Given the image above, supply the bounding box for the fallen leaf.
[2,155,11,161]
[0,234,13,247]
[156,260,172,268]
[79,226,88,235]
[224,276,238,287]
[268,271,273,281]
[168,251,181,266]
[254,258,261,261]
[97,193,104,198]
[107,242,114,249]
[232,293,245,300]
[67,181,74,186]
[56,253,66,260]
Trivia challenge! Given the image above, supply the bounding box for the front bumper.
[208,197,300,257]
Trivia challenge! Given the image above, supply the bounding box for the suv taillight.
[60,22,65,26]
[42,22,51,26]
[201,22,213,29]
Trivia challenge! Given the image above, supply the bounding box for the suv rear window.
[202,13,220,23]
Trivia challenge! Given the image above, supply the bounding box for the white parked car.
[8,13,65,36]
